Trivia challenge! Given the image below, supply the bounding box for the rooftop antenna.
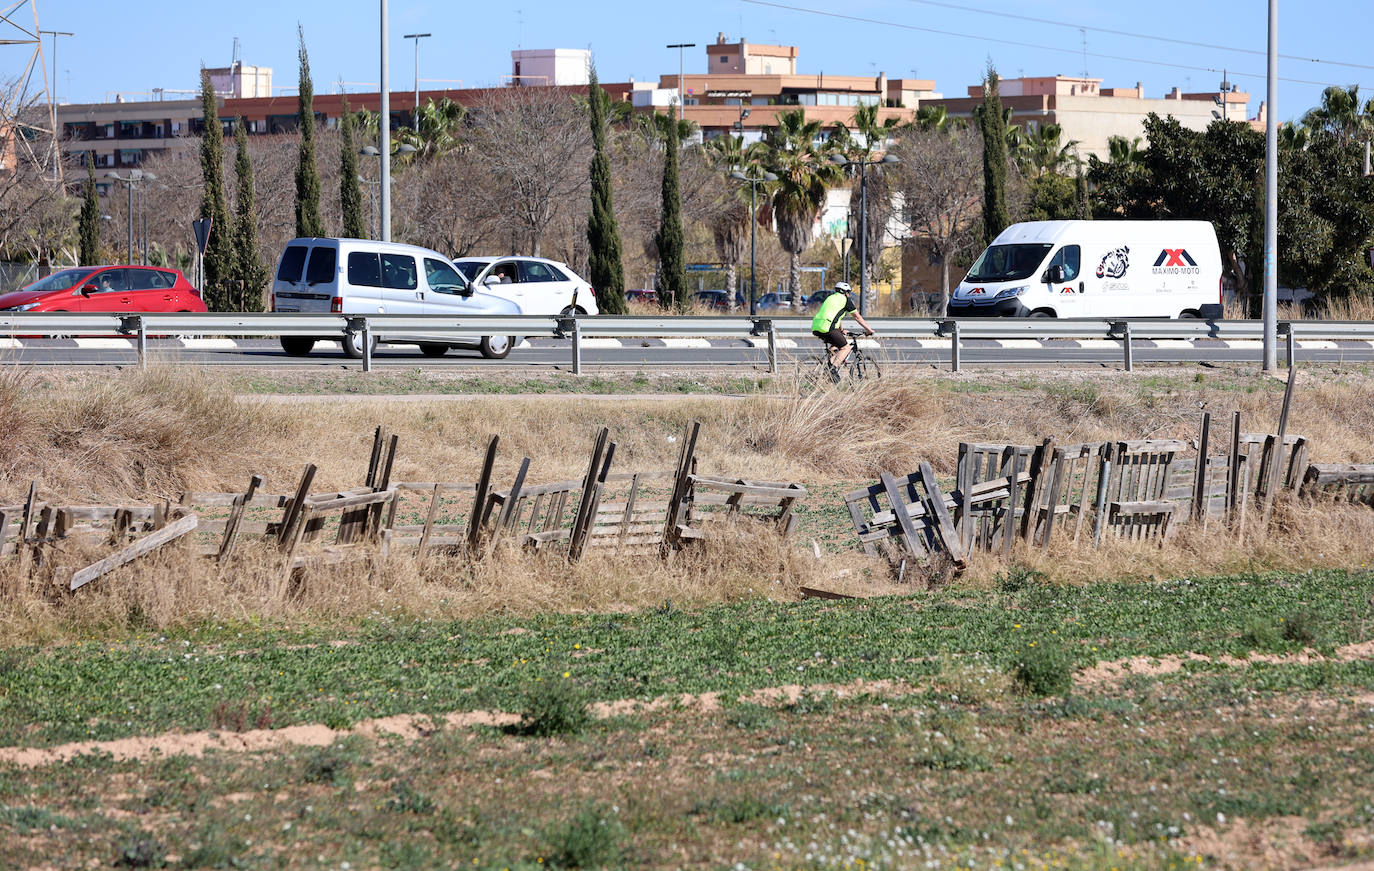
[1079,28,1088,77]
[516,8,523,51]
[232,36,240,66]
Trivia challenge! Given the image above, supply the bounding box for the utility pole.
[1262,0,1278,372]
[379,0,392,242]
[403,32,431,131]
[39,29,74,183]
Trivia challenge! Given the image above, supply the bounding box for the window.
[545,264,570,282]
[304,247,337,285]
[93,269,129,292]
[347,251,382,287]
[451,261,485,283]
[718,55,728,64]
[1047,245,1080,281]
[276,246,308,282]
[424,258,465,294]
[381,253,417,290]
[965,244,1054,282]
[521,261,558,282]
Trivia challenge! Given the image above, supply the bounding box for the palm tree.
[835,104,900,310]
[1106,135,1145,166]
[1301,85,1373,145]
[395,97,468,162]
[1018,123,1081,178]
[703,134,767,310]
[761,109,844,309]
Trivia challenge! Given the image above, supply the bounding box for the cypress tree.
[231,121,267,311]
[79,153,99,264]
[1075,167,1092,220]
[977,64,1011,244]
[655,116,687,311]
[294,25,325,238]
[199,71,233,311]
[585,63,627,314]
[339,97,367,239]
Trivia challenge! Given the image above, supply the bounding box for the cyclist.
[810,281,875,373]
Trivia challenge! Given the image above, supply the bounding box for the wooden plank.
[799,586,857,600]
[1039,450,1068,551]
[1020,438,1054,543]
[371,433,401,538]
[956,443,974,552]
[572,442,616,562]
[16,482,38,577]
[467,436,500,553]
[1000,447,1019,559]
[1192,412,1211,523]
[276,465,318,548]
[70,512,199,591]
[660,421,700,556]
[491,457,531,547]
[879,471,924,559]
[216,494,248,564]
[918,462,966,565]
[306,489,398,514]
[619,474,640,542]
[416,484,443,556]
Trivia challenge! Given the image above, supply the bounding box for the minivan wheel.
[342,331,379,359]
[281,337,316,357]
[480,335,514,359]
[419,343,450,357]
[1028,310,1055,318]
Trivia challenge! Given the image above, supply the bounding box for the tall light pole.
[403,32,431,132]
[39,29,73,183]
[105,170,156,264]
[730,168,777,316]
[830,151,899,317]
[666,43,695,123]
[1262,0,1278,372]
[380,0,392,241]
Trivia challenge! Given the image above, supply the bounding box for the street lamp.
[733,107,751,134]
[360,143,415,239]
[666,42,695,123]
[104,170,157,264]
[829,151,899,316]
[729,167,778,316]
[357,173,380,240]
[403,32,431,131]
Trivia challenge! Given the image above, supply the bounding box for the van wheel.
[480,335,514,359]
[281,337,316,356]
[1179,309,1202,319]
[1028,310,1055,318]
[342,331,378,359]
[419,343,450,357]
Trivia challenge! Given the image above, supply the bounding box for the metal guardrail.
[1,312,1371,373]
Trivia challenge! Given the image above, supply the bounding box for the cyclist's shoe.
[827,362,841,383]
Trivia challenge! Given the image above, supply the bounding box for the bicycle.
[803,331,881,386]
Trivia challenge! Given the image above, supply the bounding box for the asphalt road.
[4,337,1374,369]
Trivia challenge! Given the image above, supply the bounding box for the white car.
[451,256,599,316]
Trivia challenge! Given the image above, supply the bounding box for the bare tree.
[392,150,502,258]
[468,88,592,257]
[890,126,986,312]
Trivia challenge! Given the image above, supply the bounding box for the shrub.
[302,740,360,786]
[512,676,591,737]
[1280,609,1319,645]
[1241,615,1283,651]
[1011,641,1074,697]
[113,835,165,868]
[996,564,1046,593]
[546,804,625,869]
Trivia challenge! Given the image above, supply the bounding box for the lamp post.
[403,32,431,131]
[729,168,777,316]
[360,143,416,239]
[829,151,899,316]
[666,42,695,123]
[380,0,392,241]
[104,170,156,264]
[357,174,379,239]
[733,107,751,135]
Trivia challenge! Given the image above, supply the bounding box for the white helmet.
[834,281,852,293]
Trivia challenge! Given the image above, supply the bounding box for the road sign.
[192,218,212,255]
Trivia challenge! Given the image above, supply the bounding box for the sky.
[7,0,1369,124]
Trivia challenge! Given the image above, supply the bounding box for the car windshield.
[452,261,488,282]
[965,243,1054,282]
[23,268,98,293]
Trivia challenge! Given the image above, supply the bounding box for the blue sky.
[10,0,1368,124]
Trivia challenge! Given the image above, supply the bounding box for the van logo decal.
[1152,248,1201,275]
[969,287,985,294]
[1095,246,1130,279]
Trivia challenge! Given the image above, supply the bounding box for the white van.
[270,238,522,359]
[947,220,1224,319]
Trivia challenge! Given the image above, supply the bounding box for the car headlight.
[5,302,40,311]
[995,286,1028,299]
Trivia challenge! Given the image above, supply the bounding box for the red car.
[0,266,207,313]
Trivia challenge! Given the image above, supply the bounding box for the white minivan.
[270,238,522,358]
[947,220,1224,319]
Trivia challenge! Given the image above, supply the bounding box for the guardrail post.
[571,318,583,376]
[951,320,961,372]
[137,317,146,369]
[361,319,373,373]
[766,321,778,374]
[1123,322,1134,372]
[1282,323,1294,368]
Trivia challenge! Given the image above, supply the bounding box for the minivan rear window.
[304,247,337,285]
[276,246,308,282]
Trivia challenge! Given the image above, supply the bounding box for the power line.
[898,0,1374,74]
[738,0,1350,89]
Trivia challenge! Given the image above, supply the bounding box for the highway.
[4,336,1374,369]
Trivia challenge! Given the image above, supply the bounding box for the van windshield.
[965,244,1054,282]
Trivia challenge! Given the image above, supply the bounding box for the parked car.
[451,256,599,316]
[755,291,797,312]
[802,289,832,310]
[693,290,732,310]
[270,238,521,359]
[625,289,658,304]
[0,265,206,313]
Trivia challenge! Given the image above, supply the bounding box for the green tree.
[230,121,267,312]
[198,70,233,310]
[294,25,325,238]
[1074,168,1091,220]
[762,108,844,306]
[78,153,99,264]
[654,112,688,311]
[974,64,1011,244]
[395,96,467,163]
[1277,133,1374,300]
[1022,172,1078,222]
[339,96,367,239]
[585,63,627,314]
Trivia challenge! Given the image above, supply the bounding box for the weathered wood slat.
[70,512,199,591]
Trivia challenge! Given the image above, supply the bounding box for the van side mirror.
[1044,265,1066,284]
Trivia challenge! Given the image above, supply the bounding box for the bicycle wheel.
[853,351,881,380]
[801,354,836,388]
